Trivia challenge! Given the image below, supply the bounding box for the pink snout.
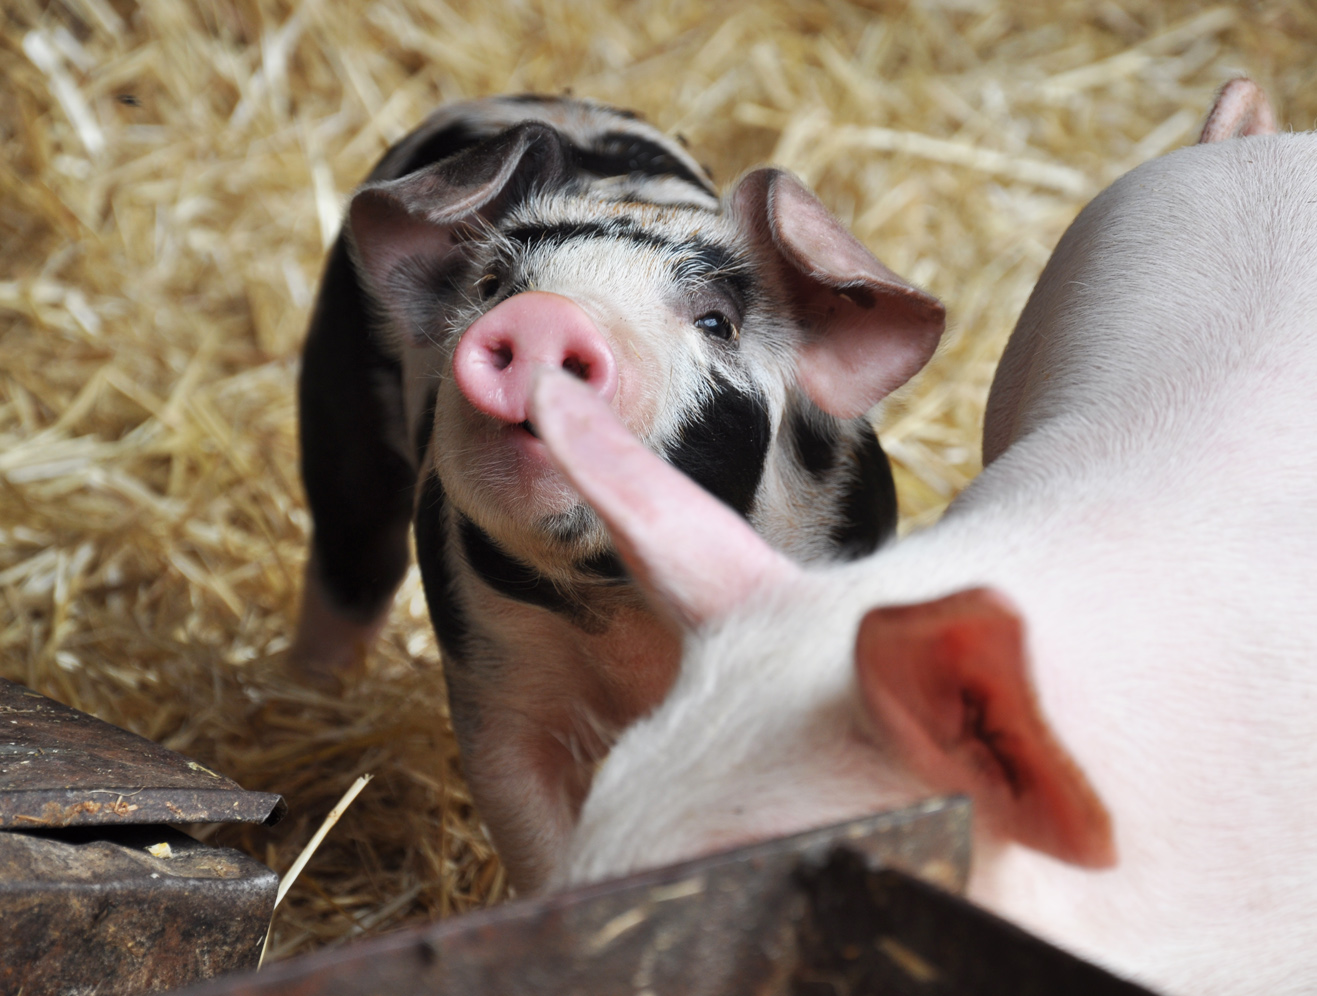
[452,291,619,425]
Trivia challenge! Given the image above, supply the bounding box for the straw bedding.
[2,0,1315,960]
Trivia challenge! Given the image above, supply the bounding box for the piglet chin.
[497,424,585,513]
[433,416,581,528]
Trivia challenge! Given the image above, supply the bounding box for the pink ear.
[529,369,796,629]
[347,123,572,318]
[733,169,946,419]
[855,588,1115,869]
[1199,78,1277,144]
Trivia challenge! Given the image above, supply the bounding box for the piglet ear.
[1199,78,1277,144]
[347,123,571,324]
[855,587,1115,869]
[733,169,945,419]
[529,369,796,629]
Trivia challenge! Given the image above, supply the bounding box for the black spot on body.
[666,375,771,519]
[415,474,470,656]
[790,406,839,479]
[299,237,415,621]
[574,131,715,195]
[459,516,574,615]
[830,430,897,560]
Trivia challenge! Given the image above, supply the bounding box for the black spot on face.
[665,374,771,519]
[830,429,897,560]
[414,474,469,656]
[790,406,839,479]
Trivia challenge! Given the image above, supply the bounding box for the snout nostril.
[455,292,617,423]
[561,355,588,381]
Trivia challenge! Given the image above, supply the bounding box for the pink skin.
[453,291,619,429]
[1198,78,1277,144]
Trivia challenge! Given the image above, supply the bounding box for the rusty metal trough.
[0,678,284,994]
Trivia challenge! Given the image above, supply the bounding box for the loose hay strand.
[260,772,374,967]
[276,773,375,911]
[3,0,1316,961]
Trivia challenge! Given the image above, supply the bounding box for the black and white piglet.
[291,95,944,890]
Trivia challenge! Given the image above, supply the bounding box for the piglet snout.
[453,291,618,426]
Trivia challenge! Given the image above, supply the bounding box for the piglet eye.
[475,272,501,300]
[694,311,738,342]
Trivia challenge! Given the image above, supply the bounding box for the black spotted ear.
[346,123,572,335]
[854,587,1115,869]
[732,168,945,419]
